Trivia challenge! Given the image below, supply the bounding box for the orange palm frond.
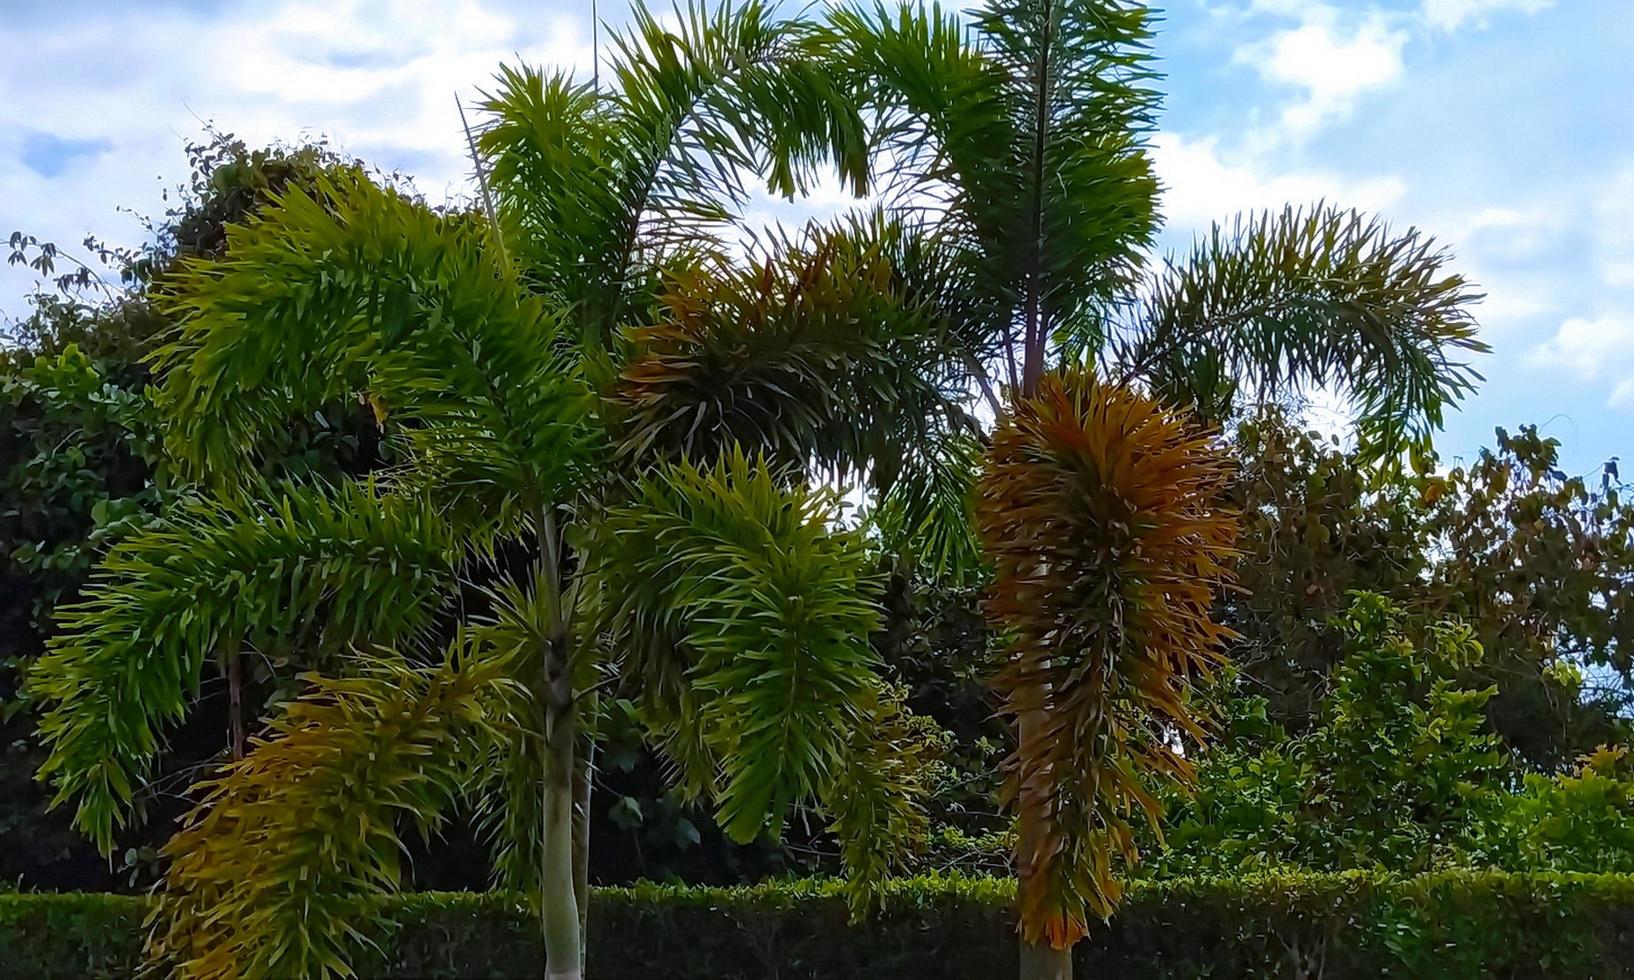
[976,370,1239,948]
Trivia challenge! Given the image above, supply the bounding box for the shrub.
[4,871,1633,979]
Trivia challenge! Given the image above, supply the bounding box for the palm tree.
[28,5,963,978]
[822,1,1486,976]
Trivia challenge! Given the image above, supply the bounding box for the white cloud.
[1593,166,1634,288]
[1527,315,1634,385]
[0,0,594,318]
[1151,132,1407,228]
[1422,0,1558,33]
[1234,8,1406,141]
[1611,378,1634,410]
[1446,205,1567,262]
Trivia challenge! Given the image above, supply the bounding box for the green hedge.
[5,871,1633,978]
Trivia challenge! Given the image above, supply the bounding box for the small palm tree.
[824,1,1486,975]
[28,5,962,978]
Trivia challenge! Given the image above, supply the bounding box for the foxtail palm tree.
[28,5,965,978]
[824,1,1486,976]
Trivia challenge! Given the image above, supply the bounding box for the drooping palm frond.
[478,1,868,345]
[1113,203,1489,459]
[148,644,524,980]
[976,371,1238,947]
[614,212,965,478]
[154,172,602,507]
[825,681,937,913]
[585,450,890,841]
[27,481,467,852]
[867,426,986,585]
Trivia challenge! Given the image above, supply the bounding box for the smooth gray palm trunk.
[542,727,583,980]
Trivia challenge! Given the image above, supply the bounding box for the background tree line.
[6,131,1629,894]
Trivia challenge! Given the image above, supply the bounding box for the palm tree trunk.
[1016,706,1070,980]
[531,504,582,979]
[1020,940,1072,980]
[221,643,245,761]
[543,716,583,980]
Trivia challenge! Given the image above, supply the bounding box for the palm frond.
[614,211,964,479]
[824,681,936,914]
[154,172,602,506]
[976,371,1238,947]
[820,2,1020,352]
[27,481,466,852]
[147,643,523,980]
[867,426,986,585]
[479,1,868,343]
[823,0,1159,380]
[975,0,1161,345]
[1115,203,1488,459]
[586,450,882,842]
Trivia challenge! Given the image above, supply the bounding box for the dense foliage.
[2,135,384,890]
[6,872,1634,979]
[2,1,1631,976]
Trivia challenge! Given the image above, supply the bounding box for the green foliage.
[587,450,928,901]
[868,429,986,585]
[148,648,524,979]
[1473,746,1634,875]
[153,172,603,501]
[1150,594,1633,880]
[1302,594,1502,870]
[1226,409,1634,764]
[28,482,468,852]
[8,872,1634,979]
[1125,205,1487,460]
[1,344,165,615]
[477,1,866,345]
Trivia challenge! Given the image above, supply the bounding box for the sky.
[2,0,1630,475]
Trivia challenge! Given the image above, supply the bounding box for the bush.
[4,871,1633,978]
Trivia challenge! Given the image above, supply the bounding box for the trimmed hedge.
[4,871,1633,978]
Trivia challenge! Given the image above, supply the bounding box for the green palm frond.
[973,0,1160,332]
[148,643,524,980]
[155,172,602,505]
[867,426,986,585]
[1115,203,1489,459]
[825,681,936,914]
[823,0,1159,386]
[479,1,867,344]
[614,211,965,478]
[587,450,883,842]
[27,481,466,852]
[820,2,1018,346]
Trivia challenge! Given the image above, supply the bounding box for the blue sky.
[2,0,1630,474]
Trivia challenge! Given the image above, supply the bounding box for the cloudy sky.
[3,0,1630,473]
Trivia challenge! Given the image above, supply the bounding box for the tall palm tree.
[28,5,963,979]
[823,1,1486,976]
